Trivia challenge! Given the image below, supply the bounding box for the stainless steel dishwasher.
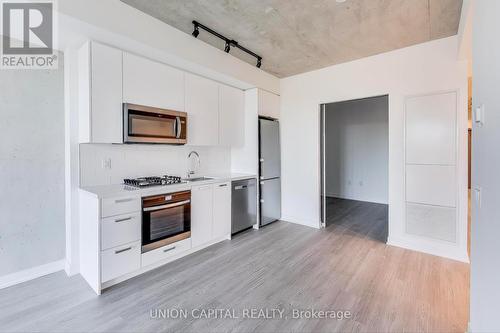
[231,178,257,234]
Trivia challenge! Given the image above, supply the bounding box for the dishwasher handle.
[234,185,248,190]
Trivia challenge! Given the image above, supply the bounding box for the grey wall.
[470,1,500,331]
[0,55,65,276]
[325,96,389,204]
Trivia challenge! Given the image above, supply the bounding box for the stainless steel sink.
[184,177,215,182]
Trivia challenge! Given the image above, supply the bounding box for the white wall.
[0,53,65,277]
[280,36,468,262]
[324,96,388,204]
[470,1,500,331]
[80,144,231,187]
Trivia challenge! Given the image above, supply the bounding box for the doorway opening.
[320,95,389,243]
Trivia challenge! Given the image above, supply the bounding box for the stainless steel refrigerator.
[259,117,281,226]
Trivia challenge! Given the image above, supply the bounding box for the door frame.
[319,95,390,239]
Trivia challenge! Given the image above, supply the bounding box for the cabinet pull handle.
[115,247,132,254]
[115,198,133,203]
[219,184,228,187]
[115,217,132,223]
[163,246,176,253]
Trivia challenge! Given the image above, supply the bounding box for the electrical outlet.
[102,158,112,170]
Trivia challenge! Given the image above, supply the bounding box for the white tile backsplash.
[79,144,231,187]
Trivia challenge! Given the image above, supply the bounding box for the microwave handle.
[175,117,182,139]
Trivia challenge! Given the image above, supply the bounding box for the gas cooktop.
[123,175,185,188]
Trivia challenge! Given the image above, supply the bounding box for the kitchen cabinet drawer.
[101,241,141,282]
[101,212,141,250]
[141,238,191,267]
[101,196,140,218]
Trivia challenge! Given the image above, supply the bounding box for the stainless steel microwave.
[123,103,187,144]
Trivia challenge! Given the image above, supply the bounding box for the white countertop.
[80,173,257,199]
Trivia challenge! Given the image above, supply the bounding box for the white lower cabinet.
[212,182,231,239]
[80,178,240,294]
[191,184,214,247]
[101,241,141,282]
[142,238,192,267]
[191,182,232,248]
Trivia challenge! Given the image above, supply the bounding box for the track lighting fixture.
[192,24,199,38]
[191,20,263,69]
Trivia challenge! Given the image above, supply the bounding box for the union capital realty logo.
[1,0,57,69]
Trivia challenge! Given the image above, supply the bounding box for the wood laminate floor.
[0,218,468,332]
[325,197,388,243]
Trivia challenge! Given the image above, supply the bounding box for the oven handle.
[143,199,190,212]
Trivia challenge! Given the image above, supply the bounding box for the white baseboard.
[387,236,469,263]
[281,216,321,229]
[65,259,79,277]
[0,259,66,290]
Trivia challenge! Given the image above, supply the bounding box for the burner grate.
[123,175,183,188]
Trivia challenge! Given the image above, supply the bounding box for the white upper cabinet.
[79,41,246,146]
[78,41,123,143]
[123,52,185,111]
[259,89,280,119]
[185,73,219,146]
[219,84,245,147]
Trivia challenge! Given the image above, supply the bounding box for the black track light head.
[192,21,262,69]
[192,25,199,38]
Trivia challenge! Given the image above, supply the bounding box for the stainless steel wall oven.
[142,191,191,253]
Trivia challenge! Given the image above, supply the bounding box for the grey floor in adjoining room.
[325,197,388,243]
[0,211,468,333]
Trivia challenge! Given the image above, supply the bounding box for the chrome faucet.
[187,151,200,178]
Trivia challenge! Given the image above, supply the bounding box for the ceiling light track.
[192,20,263,68]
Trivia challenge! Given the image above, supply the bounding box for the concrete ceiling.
[120,0,463,78]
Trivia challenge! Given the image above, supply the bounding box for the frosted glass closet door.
[405,92,457,242]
